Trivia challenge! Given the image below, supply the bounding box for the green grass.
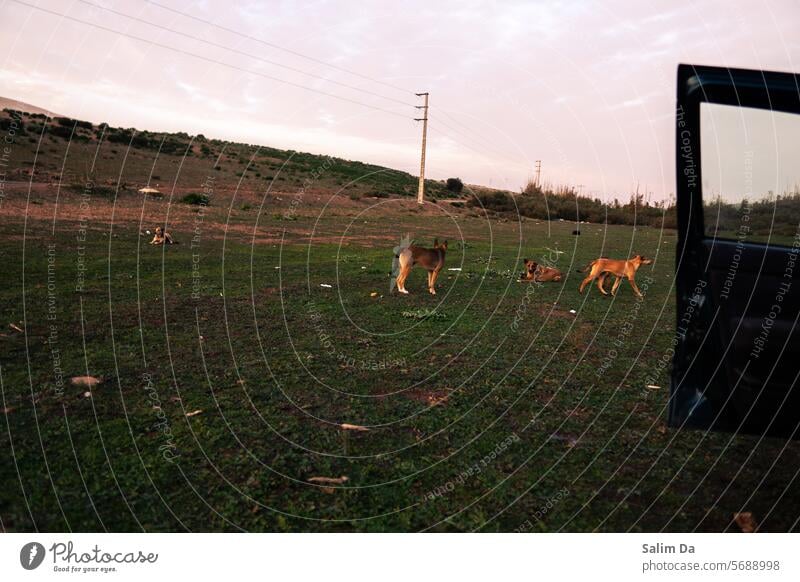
[2,201,798,533]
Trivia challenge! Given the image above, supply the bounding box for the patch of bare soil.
[0,183,471,248]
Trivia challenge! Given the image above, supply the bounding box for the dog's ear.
[442,240,448,250]
[433,238,439,248]
[523,258,529,265]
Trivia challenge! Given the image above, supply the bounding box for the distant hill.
[0,96,60,117]
[0,103,453,200]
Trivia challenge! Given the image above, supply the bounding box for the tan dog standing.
[149,226,175,245]
[578,255,653,297]
[395,239,447,295]
[519,258,563,282]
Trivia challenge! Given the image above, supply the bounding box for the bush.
[53,117,92,130]
[180,193,210,206]
[48,125,74,139]
[446,177,464,195]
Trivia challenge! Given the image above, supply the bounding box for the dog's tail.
[576,260,595,273]
[389,252,401,278]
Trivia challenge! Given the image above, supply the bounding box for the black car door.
[670,64,800,439]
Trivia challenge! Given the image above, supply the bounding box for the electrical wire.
[72,0,416,108]
[10,0,413,119]
[146,0,415,96]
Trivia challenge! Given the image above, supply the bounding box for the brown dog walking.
[578,255,653,297]
[395,239,447,295]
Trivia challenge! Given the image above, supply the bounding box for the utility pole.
[534,160,541,188]
[575,184,585,196]
[415,92,429,205]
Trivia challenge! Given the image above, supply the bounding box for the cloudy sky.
[1,0,798,200]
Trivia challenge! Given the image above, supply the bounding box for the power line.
[146,0,415,96]
[10,0,412,119]
[143,0,517,171]
[431,114,507,159]
[437,107,491,144]
[72,0,416,108]
[427,121,531,173]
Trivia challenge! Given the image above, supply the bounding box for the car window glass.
[701,103,800,246]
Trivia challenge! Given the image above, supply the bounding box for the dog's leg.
[579,274,594,293]
[595,273,608,295]
[397,250,412,294]
[628,275,643,297]
[429,268,441,294]
[611,276,623,296]
[398,266,410,294]
[596,273,609,295]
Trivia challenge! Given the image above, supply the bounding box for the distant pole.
[415,92,429,205]
[576,184,585,196]
[534,160,541,187]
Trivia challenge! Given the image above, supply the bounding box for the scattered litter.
[185,409,203,417]
[320,283,332,288]
[548,433,578,448]
[361,266,366,269]
[145,230,151,235]
[646,384,661,390]
[733,512,757,533]
[657,425,667,434]
[8,323,23,333]
[569,309,577,314]
[274,266,280,269]
[403,308,446,320]
[83,391,91,398]
[428,395,449,407]
[340,423,369,432]
[70,376,102,388]
[308,475,349,485]
[447,267,462,271]
[370,292,379,297]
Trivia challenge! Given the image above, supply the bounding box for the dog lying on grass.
[395,239,447,295]
[578,255,652,297]
[149,226,175,245]
[519,258,563,282]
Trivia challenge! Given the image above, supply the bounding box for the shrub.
[180,193,210,206]
[48,125,74,139]
[52,117,85,129]
[446,177,464,194]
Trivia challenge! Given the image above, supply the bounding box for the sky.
[1,0,798,201]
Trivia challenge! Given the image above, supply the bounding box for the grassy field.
[2,180,799,533]
[1,106,798,532]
